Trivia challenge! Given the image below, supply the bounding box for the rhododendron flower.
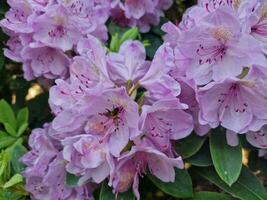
[140,98,193,151]
[178,7,266,84]
[111,0,172,32]
[198,66,267,133]
[110,138,183,199]
[140,43,181,101]
[52,87,140,156]
[0,0,33,33]
[62,134,114,184]
[32,5,81,51]
[21,46,70,80]
[107,40,150,86]
[238,0,267,53]
[21,124,95,200]
[246,125,267,148]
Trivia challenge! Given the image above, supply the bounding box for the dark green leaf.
[142,33,163,59]
[65,173,80,188]
[99,181,135,200]
[0,190,23,200]
[194,166,267,200]
[110,33,120,52]
[148,169,193,198]
[151,17,168,36]
[108,21,129,37]
[189,192,236,200]
[175,134,206,158]
[185,140,212,167]
[210,130,242,186]
[0,99,16,128]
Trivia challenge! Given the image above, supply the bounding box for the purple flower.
[107,40,150,86]
[140,98,193,151]
[21,124,95,200]
[57,0,111,41]
[198,66,267,133]
[111,0,172,32]
[21,45,70,80]
[178,7,266,85]
[110,138,183,199]
[0,0,33,33]
[62,134,114,184]
[32,5,81,51]
[140,43,181,101]
[246,125,267,148]
[52,87,140,156]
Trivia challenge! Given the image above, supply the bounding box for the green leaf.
[110,33,120,52]
[3,174,23,189]
[99,181,135,200]
[210,130,242,186]
[0,190,23,200]
[194,166,267,200]
[175,134,206,158]
[10,144,27,174]
[151,17,168,36]
[0,100,16,128]
[189,192,236,200]
[119,27,139,44]
[142,33,163,59]
[16,123,28,137]
[16,108,29,128]
[148,169,193,198]
[4,123,17,137]
[185,140,212,167]
[65,173,80,188]
[108,21,129,37]
[0,131,17,149]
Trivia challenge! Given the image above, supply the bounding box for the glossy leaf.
[148,169,193,198]
[65,173,80,188]
[189,192,236,200]
[185,140,212,167]
[175,134,206,158]
[210,130,242,186]
[194,166,267,200]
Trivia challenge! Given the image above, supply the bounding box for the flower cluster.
[17,0,267,199]
[163,0,267,149]
[0,0,173,81]
[110,0,172,33]
[0,0,110,80]
[22,36,194,199]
